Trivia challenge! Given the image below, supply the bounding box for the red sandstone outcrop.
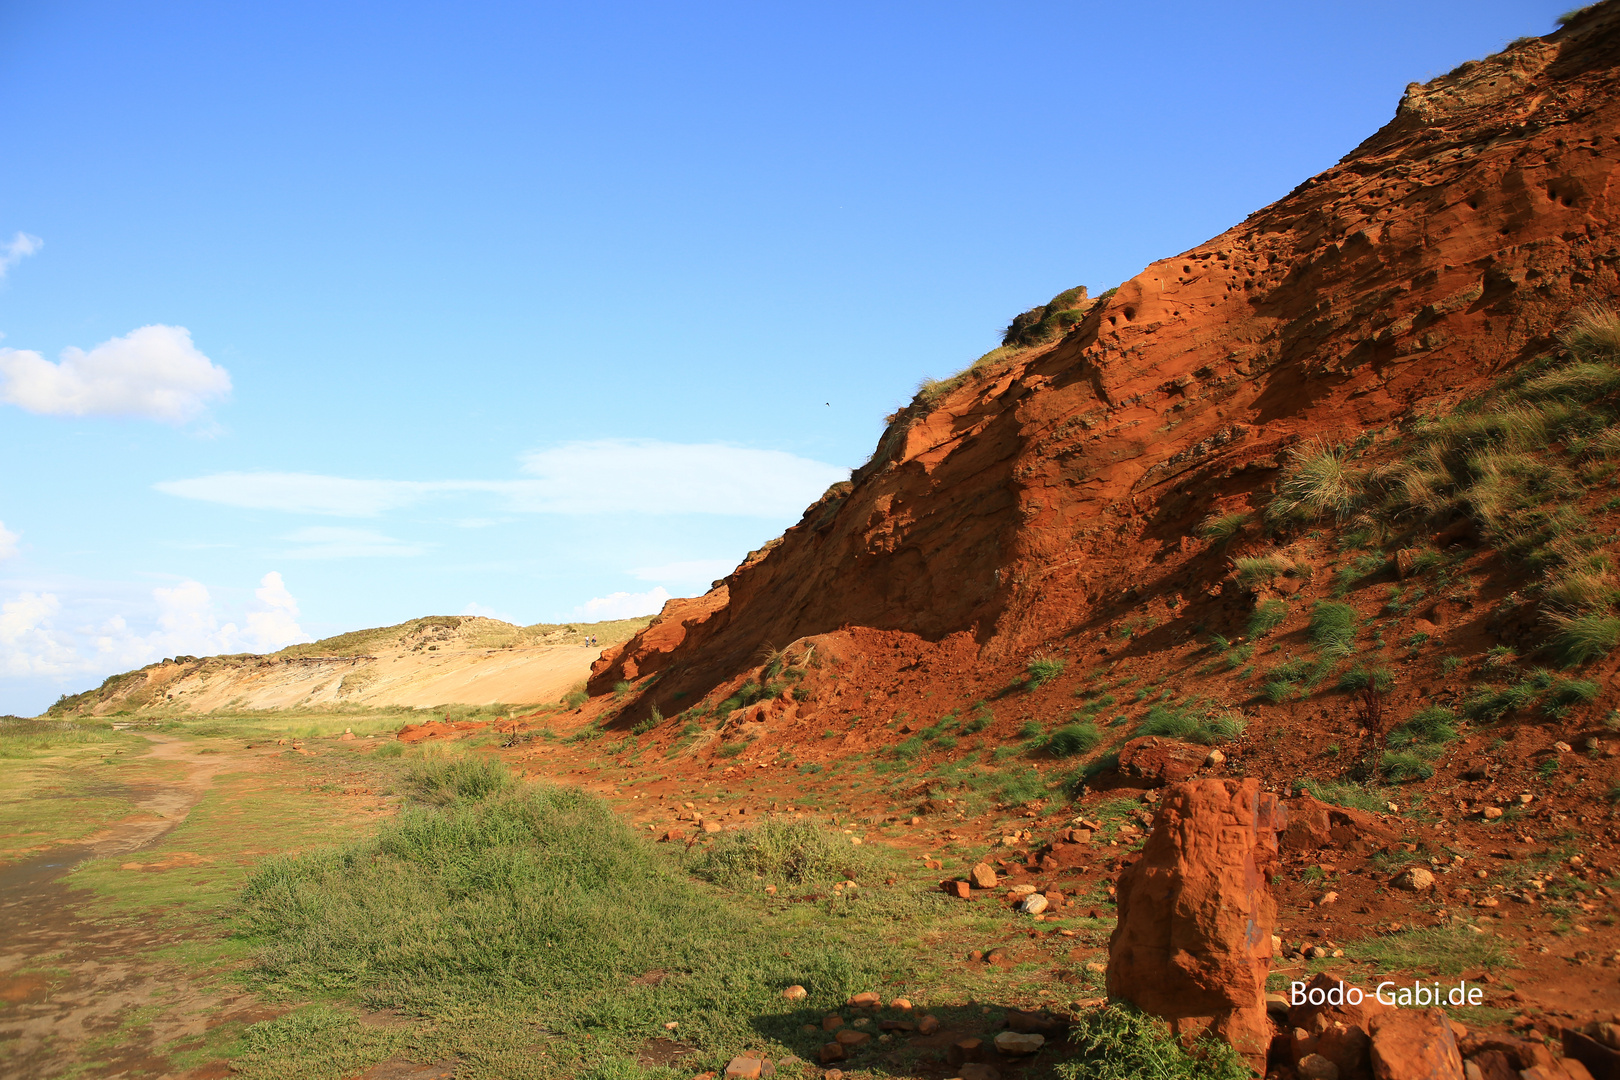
[1279,794,1399,854]
[588,7,1620,708]
[1368,1009,1464,1080]
[1106,777,1283,1068]
[1117,736,1207,785]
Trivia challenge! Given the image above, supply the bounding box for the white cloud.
[0,324,231,423]
[460,601,517,623]
[0,592,79,676]
[572,586,671,621]
[515,440,848,517]
[629,559,735,591]
[0,520,17,561]
[156,473,438,517]
[156,441,849,520]
[0,572,309,681]
[0,232,41,279]
[243,571,306,650]
[280,526,428,559]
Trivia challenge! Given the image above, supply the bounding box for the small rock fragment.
[993,1031,1045,1055]
[1296,1053,1339,1080]
[1393,867,1436,892]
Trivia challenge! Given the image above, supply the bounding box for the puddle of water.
[0,846,94,894]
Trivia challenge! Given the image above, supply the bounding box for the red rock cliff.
[591,5,1620,701]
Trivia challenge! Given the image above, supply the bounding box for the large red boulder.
[1107,777,1283,1068]
[1368,1009,1463,1080]
[1280,794,1398,854]
[1117,736,1207,785]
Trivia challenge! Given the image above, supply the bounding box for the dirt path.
[0,736,273,1080]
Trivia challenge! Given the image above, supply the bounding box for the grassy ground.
[0,718,183,863]
[6,709,1492,1080]
[220,745,1120,1079]
[1,712,1139,1079]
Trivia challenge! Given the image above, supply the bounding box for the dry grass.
[1267,440,1360,526]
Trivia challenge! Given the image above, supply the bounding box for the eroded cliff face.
[590,6,1620,703]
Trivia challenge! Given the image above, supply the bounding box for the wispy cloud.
[515,440,846,517]
[0,232,41,280]
[280,526,428,559]
[156,473,431,516]
[572,587,670,621]
[0,324,231,423]
[0,520,17,561]
[156,440,849,519]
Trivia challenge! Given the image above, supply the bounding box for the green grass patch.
[1135,701,1243,745]
[1024,656,1066,690]
[1058,1005,1251,1080]
[1247,599,1289,638]
[235,777,893,1077]
[1308,601,1359,658]
[1355,925,1513,976]
[1043,721,1102,758]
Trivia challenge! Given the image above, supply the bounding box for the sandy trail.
[0,736,272,1080]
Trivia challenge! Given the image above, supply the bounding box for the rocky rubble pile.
[1108,778,1614,1079]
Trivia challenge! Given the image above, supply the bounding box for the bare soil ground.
[0,732,384,1079]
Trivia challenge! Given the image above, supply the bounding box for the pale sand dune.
[161,645,597,713]
[61,615,648,716]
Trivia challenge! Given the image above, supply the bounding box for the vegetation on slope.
[234,751,898,1079]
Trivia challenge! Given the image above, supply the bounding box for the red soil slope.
[591,7,1620,709]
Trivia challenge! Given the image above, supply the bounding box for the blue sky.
[0,1,1570,714]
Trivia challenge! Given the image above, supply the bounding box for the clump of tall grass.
[1196,511,1251,545]
[1233,552,1295,586]
[1263,658,1328,702]
[1043,720,1102,758]
[403,750,515,805]
[1337,665,1394,694]
[1024,656,1066,690]
[1548,611,1620,667]
[1296,777,1396,813]
[1542,566,1620,613]
[1309,601,1359,658]
[1247,599,1289,638]
[1267,440,1361,527]
[1058,1005,1251,1080]
[1379,706,1459,782]
[1136,701,1243,745]
[1560,304,1620,365]
[689,818,873,889]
